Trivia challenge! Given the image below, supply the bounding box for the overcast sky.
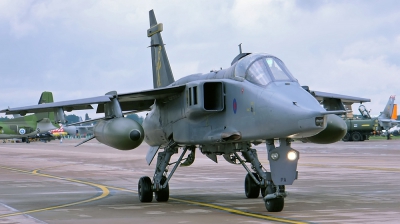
[1,0,400,119]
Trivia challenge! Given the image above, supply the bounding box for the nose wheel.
[155,176,169,202]
[264,184,284,212]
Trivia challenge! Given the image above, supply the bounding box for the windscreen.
[234,54,297,86]
[245,57,296,86]
[246,59,272,86]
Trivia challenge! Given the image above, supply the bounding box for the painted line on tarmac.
[302,163,400,172]
[0,166,110,218]
[0,165,309,224]
[169,197,308,224]
[101,186,308,223]
[0,202,48,224]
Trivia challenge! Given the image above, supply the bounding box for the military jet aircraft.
[377,95,399,138]
[1,10,370,212]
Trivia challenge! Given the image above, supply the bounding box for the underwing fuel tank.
[94,117,144,150]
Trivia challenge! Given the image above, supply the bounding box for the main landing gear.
[138,141,195,203]
[235,138,299,212]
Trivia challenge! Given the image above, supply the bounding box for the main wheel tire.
[244,173,260,198]
[138,176,153,202]
[342,132,350,141]
[155,176,169,202]
[351,132,362,141]
[264,185,284,212]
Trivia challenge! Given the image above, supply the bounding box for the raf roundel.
[19,128,26,135]
[233,98,237,114]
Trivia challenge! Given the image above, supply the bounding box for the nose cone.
[257,83,331,138]
[304,114,347,144]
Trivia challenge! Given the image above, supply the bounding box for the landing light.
[270,152,279,161]
[287,151,297,161]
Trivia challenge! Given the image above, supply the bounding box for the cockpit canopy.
[234,53,297,86]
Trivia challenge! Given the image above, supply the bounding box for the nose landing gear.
[238,138,299,212]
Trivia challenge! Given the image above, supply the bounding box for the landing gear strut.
[263,138,299,212]
[138,141,194,203]
[235,139,299,212]
[233,147,268,199]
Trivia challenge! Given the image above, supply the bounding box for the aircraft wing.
[0,96,111,115]
[310,91,371,103]
[97,85,186,113]
[1,85,186,115]
[308,90,370,112]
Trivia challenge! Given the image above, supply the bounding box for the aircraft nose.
[256,84,345,139]
[302,114,347,143]
[298,115,325,130]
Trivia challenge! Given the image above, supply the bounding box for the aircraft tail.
[380,95,396,119]
[148,9,175,89]
[380,96,397,119]
[38,91,54,104]
[392,104,397,120]
[35,91,56,121]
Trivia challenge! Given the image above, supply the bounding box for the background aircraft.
[2,10,370,212]
[0,92,58,142]
[1,91,94,143]
[341,95,398,140]
[377,95,399,138]
[62,117,94,138]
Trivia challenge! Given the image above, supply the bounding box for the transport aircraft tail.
[36,91,55,121]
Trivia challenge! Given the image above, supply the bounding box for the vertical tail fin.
[380,96,395,119]
[36,91,55,121]
[380,95,396,119]
[148,10,175,89]
[38,91,54,104]
[392,104,397,120]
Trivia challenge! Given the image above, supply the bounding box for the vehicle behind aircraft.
[341,96,399,141]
